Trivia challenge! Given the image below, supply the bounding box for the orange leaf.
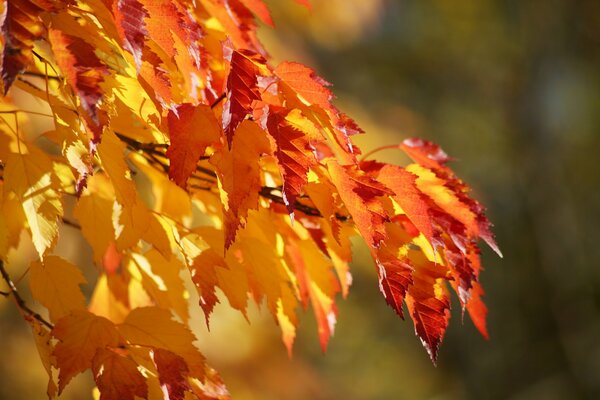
[52,311,122,392]
[211,120,271,248]
[167,103,222,188]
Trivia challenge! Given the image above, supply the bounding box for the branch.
[115,133,352,221]
[0,260,54,329]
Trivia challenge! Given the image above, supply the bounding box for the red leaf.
[377,255,413,319]
[113,0,148,68]
[48,29,108,128]
[0,0,65,92]
[366,161,438,247]
[405,253,451,363]
[466,281,489,339]
[92,348,148,400]
[153,349,190,400]
[222,50,266,146]
[266,108,318,217]
[167,104,222,188]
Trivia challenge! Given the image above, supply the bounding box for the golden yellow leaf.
[89,274,130,324]
[29,256,87,322]
[29,320,58,398]
[3,148,63,257]
[74,188,115,266]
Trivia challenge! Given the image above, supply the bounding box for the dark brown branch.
[0,260,54,329]
[211,93,226,109]
[22,71,61,81]
[62,218,81,229]
[114,133,350,221]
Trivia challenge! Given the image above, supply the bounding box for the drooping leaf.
[211,120,270,248]
[404,252,451,364]
[222,50,266,146]
[266,107,320,218]
[2,148,63,257]
[0,0,65,91]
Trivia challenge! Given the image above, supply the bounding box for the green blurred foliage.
[1,1,599,399]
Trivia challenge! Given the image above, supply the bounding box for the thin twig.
[0,260,54,329]
[211,93,226,109]
[22,71,61,81]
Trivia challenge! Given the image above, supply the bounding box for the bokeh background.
[1,0,599,399]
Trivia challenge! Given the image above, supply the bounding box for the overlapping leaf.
[0,0,500,397]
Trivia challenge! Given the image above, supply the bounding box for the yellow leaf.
[74,188,115,266]
[29,320,57,398]
[97,130,137,207]
[133,249,189,322]
[29,256,87,322]
[3,148,63,257]
[89,274,129,324]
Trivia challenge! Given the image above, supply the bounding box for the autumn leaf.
[53,311,122,391]
[92,348,148,400]
[0,0,501,397]
[266,107,320,218]
[29,256,87,322]
[153,349,190,400]
[167,103,222,188]
[211,120,271,248]
[118,307,206,380]
[0,0,65,91]
[222,50,267,146]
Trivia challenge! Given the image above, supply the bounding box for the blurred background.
[1,0,599,399]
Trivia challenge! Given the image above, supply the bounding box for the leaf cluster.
[0,0,500,398]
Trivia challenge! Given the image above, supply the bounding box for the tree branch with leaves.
[0,0,500,398]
